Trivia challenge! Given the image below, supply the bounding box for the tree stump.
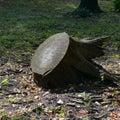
[31,32,120,88]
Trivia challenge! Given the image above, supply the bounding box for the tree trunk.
[72,0,102,17]
[79,0,102,13]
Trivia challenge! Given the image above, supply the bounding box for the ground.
[0,0,120,119]
[0,47,120,120]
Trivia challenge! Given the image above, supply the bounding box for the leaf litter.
[0,48,120,120]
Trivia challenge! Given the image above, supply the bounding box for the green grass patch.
[0,0,120,56]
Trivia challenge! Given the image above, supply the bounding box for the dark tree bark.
[79,0,102,13]
[72,0,102,16]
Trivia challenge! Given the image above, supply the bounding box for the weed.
[11,116,29,120]
[0,78,8,86]
[0,110,9,120]
[0,115,9,120]
[5,97,17,103]
[78,92,91,107]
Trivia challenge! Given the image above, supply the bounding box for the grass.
[0,0,120,55]
[0,0,120,56]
